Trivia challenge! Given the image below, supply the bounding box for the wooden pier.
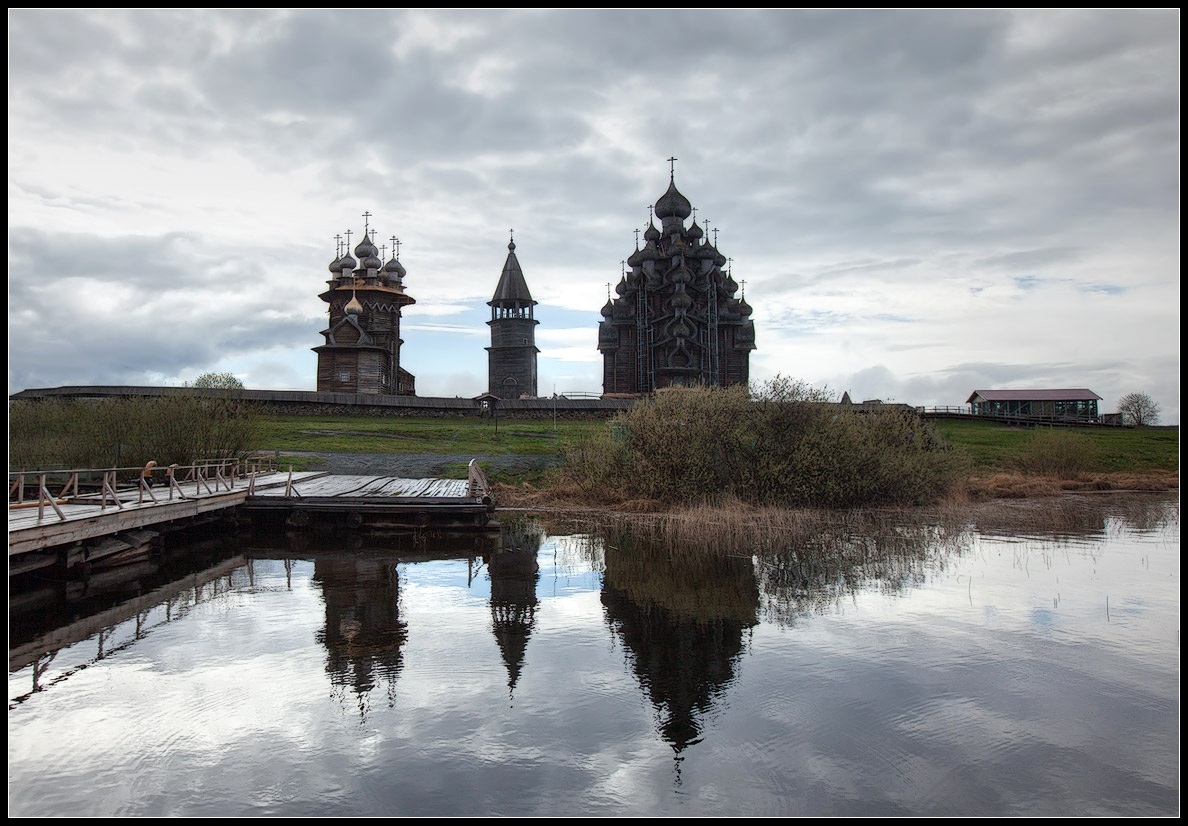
[10,459,498,579]
[239,460,498,532]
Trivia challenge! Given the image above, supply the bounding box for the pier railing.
[9,455,282,523]
[915,407,1120,426]
[467,459,493,506]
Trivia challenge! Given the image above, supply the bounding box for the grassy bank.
[9,398,1178,506]
[252,414,607,457]
[250,408,1177,505]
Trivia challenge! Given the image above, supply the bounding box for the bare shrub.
[555,378,968,509]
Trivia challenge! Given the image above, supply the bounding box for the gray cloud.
[8,9,1180,422]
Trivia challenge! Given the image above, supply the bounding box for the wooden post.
[36,474,66,522]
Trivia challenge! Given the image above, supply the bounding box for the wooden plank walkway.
[10,460,499,568]
[9,471,328,558]
[240,463,498,529]
[247,474,472,501]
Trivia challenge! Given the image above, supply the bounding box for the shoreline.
[491,469,1179,513]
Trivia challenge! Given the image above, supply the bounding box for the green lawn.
[928,419,1179,474]
[253,414,610,456]
[252,413,1178,478]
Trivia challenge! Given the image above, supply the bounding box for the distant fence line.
[11,387,1127,426]
[9,386,634,420]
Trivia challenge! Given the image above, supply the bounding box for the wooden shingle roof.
[966,389,1102,404]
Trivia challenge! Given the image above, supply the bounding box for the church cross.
[334,233,342,257]
[362,211,372,234]
[394,238,401,258]
[606,282,612,300]
[634,228,640,246]
[344,229,352,250]
[390,236,398,258]
[667,156,678,177]
[712,228,719,246]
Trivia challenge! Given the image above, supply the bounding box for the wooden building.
[598,170,756,396]
[486,237,539,399]
[313,222,416,395]
[966,389,1102,421]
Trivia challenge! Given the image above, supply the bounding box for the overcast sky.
[8,9,1180,422]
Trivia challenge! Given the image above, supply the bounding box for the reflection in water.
[7,493,1179,817]
[277,528,499,720]
[966,493,1179,541]
[756,520,971,627]
[488,523,543,698]
[9,547,248,704]
[597,530,759,757]
[313,557,408,719]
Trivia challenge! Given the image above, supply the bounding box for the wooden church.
[486,235,539,400]
[598,168,756,396]
[314,165,754,401]
[313,219,416,395]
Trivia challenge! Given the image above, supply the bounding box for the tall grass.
[1014,427,1101,477]
[8,396,259,471]
[555,378,969,509]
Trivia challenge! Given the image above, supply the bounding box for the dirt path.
[277,451,559,479]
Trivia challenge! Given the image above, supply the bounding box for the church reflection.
[597,532,759,756]
[300,530,497,719]
[487,523,543,699]
[313,555,407,718]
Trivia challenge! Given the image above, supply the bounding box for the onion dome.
[354,234,381,270]
[627,246,645,268]
[328,254,343,274]
[654,179,692,221]
[643,220,661,243]
[384,255,406,281]
[688,220,703,242]
[601,298,614,318]
[737,292,752,316]
[338,251,357,271]
[354,232,378,260]
[345,293,364,315]
[614,276,628,296]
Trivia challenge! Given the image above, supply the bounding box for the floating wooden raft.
[240,461,497,530]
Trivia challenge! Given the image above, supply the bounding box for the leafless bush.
[556,378,968,509]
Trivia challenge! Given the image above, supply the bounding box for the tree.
[1117,392,1160,426]
[190,371,245,390]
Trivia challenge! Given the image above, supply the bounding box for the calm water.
[8,493,1180,817]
